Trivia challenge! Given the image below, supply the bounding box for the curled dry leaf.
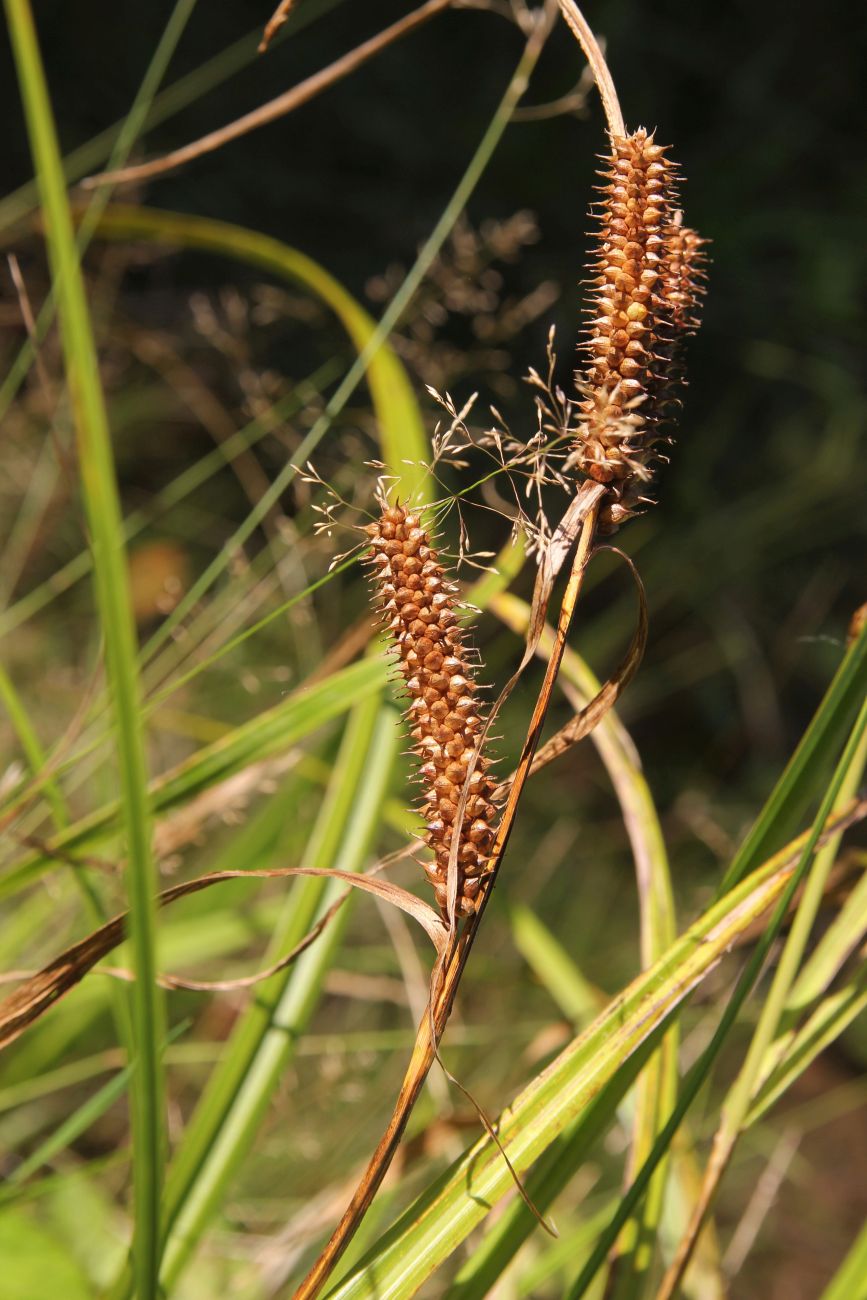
[0,868,447,1053]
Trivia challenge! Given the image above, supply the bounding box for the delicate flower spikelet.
[573,129,707,531]
[365,504,498,919]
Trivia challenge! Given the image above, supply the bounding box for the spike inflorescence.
[366,504,498,920]
[574,128,707,530]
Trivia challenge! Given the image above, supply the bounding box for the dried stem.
[259,0,298,53]
[556,0,624,136]
[83,0,454,189]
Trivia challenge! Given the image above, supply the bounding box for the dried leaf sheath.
[366,505,498,918]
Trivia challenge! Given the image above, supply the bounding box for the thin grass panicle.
[365,503,498,919]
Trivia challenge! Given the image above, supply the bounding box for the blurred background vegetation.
[0,1,864,1296]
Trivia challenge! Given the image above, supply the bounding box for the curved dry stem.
[0,867,447,1052]
[259,0,298,53]
[83,0,453,188]
[556,0,624,136]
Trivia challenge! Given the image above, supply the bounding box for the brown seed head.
[574,129,707,531]
[365,504,498,919]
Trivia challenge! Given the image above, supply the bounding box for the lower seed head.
[366,502,500,918]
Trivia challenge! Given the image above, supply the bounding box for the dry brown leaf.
[0,867,446,1052]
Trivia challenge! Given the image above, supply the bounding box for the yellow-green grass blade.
[0,545,355,842]
[517,1205,618,1300]
[492,588,679,1297]
[323,840,809,1300]
[0,662,67,833]
[737,714,867,1128]
[566,686,867,1299]
[511,903,603,1028]
[718,620,867,895]
[0,0,200,426]
[158,700,400,1292]
[446,1043,661,1300]
[715,697,867,1157]
[1,783,309,1095]
[784,852,867,1015]
[0,361,338,643]
[39,202,429,759]
[3,1021,190,1192]
[820,1217,867,1300]
[0,0,345,232]
[4,2,165,1295]
[745,961,867,1128]
[0,655,387,899]
[451,905,632,1299]
[0,192,427,663]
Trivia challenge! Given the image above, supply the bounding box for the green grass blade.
[158,699,400,1293]
[89,203,429,505]
[0,363,337,642]
[4,1022,190,1191]
[785,854,867,1013]
[0,662,67,831]
[0,637,114,938]
[446,1043,660,1300]
[718,620,867,895]
[321,841,808,1299]
[3,2,165,1294]
[86,207,429,670]
[0,0,199,426]
[719,696,867,1144]
[736,711,867,1127]
[511,903,603,1026]
[820,1217,867,1300]
[492,587,678,1296]
[746,961,867,1127]
[567,689,867,1299]
[0,655,387,898]
[0,0,345,231]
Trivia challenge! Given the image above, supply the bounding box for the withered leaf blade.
[0,867,447,1052]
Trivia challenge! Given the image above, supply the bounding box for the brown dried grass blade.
[523,544,648,780]
[259,0,298,53]
[0,868,447,1052]
[83,0,453,189]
